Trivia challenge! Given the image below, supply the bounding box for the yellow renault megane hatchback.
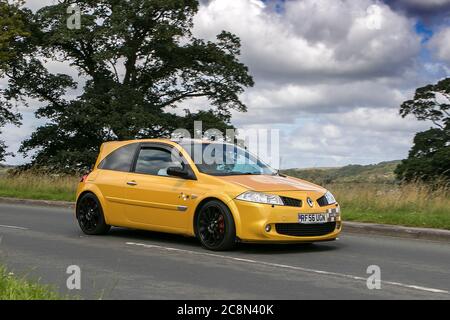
[76,139,342,250]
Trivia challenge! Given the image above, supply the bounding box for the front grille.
[280,196,302,207]
[275,222,336,237]
[316,195,329,207]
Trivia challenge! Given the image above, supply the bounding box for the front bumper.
[232,199,342,243]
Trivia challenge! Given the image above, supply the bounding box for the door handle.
[127,181,137,186]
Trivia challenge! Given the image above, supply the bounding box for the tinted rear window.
[98,143,137,172]
[135,148,182,176]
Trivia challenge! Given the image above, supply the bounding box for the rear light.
[80,173,90,182]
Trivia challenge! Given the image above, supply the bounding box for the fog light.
[265,224,271,232]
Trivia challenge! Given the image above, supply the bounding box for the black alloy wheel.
[76,193,111,235]
[196,200,236,251]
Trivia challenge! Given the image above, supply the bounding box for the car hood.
[217,175,326,192]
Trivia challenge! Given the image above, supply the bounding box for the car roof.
[95,138,235,167]
[99,138,233,156]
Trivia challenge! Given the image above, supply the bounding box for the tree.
[0,0,30,162]
[396,78,450,182]
[395,128,450,182]
[4,0,253,172]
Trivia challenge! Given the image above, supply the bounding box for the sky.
[2,0,450,169]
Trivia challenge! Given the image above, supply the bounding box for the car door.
[95,142,139,226]
[124,143,196,230]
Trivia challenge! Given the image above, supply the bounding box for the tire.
[76,193,111,235]
[196,200,236,251]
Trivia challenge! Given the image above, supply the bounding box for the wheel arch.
[192,196,242,238]
[76,190,95,207]
[76,186,110,224]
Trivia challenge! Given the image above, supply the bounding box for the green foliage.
[0,0,30,71]
[0,0,31,161]
[174,108,237,140]
[397,78,450,183]
[0,266,62,300]
[395,128,450,182]
[2,0,253,172]
[400,78,450,129]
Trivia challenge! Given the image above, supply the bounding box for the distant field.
[282,160,401,184]
[0,163,449,230]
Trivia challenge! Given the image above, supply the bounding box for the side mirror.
[167,166,192,179]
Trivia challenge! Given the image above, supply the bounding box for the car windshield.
[179,142,277,176]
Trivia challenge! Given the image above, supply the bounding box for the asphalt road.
[0,203,449,300]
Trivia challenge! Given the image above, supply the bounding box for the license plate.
[298,213,329,224]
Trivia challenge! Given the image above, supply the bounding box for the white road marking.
[126,242,450,295]
[0,224,28,230]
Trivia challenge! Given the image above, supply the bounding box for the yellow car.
[76,139,342,250]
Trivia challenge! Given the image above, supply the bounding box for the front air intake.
[279,196,302,207]
[275,222,336,237]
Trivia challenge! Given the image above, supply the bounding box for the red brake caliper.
[218,215,225,234]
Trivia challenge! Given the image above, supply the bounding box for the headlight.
[324,191,336,204]
[236,191,284,206]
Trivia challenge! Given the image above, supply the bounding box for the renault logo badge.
[306,197,314,208]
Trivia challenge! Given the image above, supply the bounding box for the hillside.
[282,160,401,184]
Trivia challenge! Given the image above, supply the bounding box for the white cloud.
[278,107,431,168]
[25,0,57,11]
[230,80,408,125]
[194,0,420,81]
[190,0,430,168]
[430,27,450,64]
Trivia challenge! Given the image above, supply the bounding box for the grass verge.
[0,266,62,300]
[329,183,450,230]
[0,174,77,202]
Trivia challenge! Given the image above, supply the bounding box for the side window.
[134,147,182,176]
[98,143,138,172]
